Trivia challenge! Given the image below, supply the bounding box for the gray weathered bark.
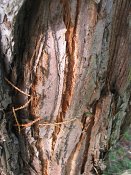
[0,0,131,174]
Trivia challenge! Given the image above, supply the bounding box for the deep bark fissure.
[0,0,131,174]
[80,115,95,174]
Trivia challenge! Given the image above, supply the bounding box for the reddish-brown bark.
[0,0,131,174]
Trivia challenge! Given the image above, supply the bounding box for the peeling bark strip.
[61,0,81,116]
[0,0,131,175]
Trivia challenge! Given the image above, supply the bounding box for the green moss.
[84,111,93,117]
[123,131,131,141]
[103,128,131,175]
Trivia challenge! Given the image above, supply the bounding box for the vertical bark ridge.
[107,0,131,95]
[61,0,80,115]
[0,0,131,174]
[51,0,81,158]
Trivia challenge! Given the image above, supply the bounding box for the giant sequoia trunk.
[0,0,131,174]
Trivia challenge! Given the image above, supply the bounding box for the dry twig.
[5,77,30,97]
[16,117,42,128]
[5,77,77,131]
[5,77,32,132]
[15,118,77,130]
[12,107,21,133]
[93,166,99,175]
[14,98,32,111]
[39,118,77,126]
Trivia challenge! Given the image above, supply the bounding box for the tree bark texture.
[0,0,131,174]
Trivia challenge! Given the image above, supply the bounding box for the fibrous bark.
[0,0,131,175]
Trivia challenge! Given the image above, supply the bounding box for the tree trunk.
[0,0,131,174]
